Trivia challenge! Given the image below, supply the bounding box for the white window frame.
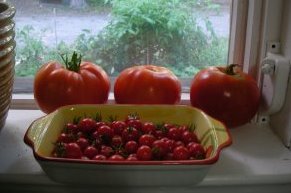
[10,0,283,112]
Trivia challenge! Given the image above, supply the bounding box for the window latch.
[260,52,290,116]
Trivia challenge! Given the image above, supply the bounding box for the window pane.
[11,0,231,82]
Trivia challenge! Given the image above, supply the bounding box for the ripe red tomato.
[93,154,107,160]
[187,142,206,160]
[111,121,127,135]
[57,133,73,143]
[34,52,110,114]
[83,146,98,159]
[100,145,114,158]
[173,146,190,160]
[126,154,138,161]
[142,122,156,134]
[114,65,181,104]
[181,131,198,144]
[167,127,181,141]
[136,145,152,161]
[76,137,89,150]
[109,154,125,161]
[190,64,260,128]
[65,143,82,159]
[122,127,139,142]
[139,134,156,147]
[97,125,114,139]
[65,123,78,134]
[78,118,96,133]
[152,139,168,159]
[111,135,123,147]
[124,140,139,154]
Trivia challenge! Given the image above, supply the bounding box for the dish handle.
[211,117,232,150]
[24,115,50,150]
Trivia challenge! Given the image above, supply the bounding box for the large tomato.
[190,64,260,128]
[34,52,110,114]
[114,65,181,104]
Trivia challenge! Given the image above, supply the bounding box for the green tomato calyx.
[225,64,239,76]
[61,51,82,72]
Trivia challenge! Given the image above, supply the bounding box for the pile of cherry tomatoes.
[52,114,206,161]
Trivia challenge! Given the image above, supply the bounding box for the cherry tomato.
[164,139,175,152]
[95,121,108,129]
[122,127,139,142]
[52,113,209,162]
[109,154,125,161]
[100,145,114,158]
[187,142,206,160]
[125,140,139,154]
[97,125,114,139]
[139,134,156,147]
[65,123,78,134]
[114,65,181,104]
[111,135,123,147]
[93,154,107,160]
[127,119,143,130]
[173,146,190,160]
[174,141,185,148]
[78,118,96,133]
[34,52,110,114]
[190,64,260,128]
[111,121,127,135]
[167,127,181,141]
[126,154,138,161]
[142,122,156,134]
[181,131,198,145]
[65,143,82,159]
[136,145,152,161]
[76,137,89,150]
[152,139,168,159]
[57,133,73,143]
[83,146,98,159]
[154,130,166,140]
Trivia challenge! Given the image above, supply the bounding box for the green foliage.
[15,26,47,77]
[15,26,74,77]
[85,0,111,9]
[87,0,227,76]
[15,0,228,78]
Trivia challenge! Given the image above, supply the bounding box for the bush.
[86,0,227,76]
[15,0,228,78]
[85,0,111,8]
[15,26,75,77]
[15,26,47,77]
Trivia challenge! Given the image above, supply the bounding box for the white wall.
[270,0,291,147]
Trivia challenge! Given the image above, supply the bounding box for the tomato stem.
[225,64,238,75]
[61,51,82,72]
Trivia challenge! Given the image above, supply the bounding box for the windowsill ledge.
[10,93,192,109]
[0,109,291,193]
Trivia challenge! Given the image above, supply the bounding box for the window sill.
[0,109,291,192]
[10,93,192,110]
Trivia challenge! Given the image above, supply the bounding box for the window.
[12,0,280,111]
[11,0,232,94]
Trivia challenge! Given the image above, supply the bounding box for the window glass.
[11,0,231,83]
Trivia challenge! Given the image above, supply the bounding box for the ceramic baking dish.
[24,104,232,186]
